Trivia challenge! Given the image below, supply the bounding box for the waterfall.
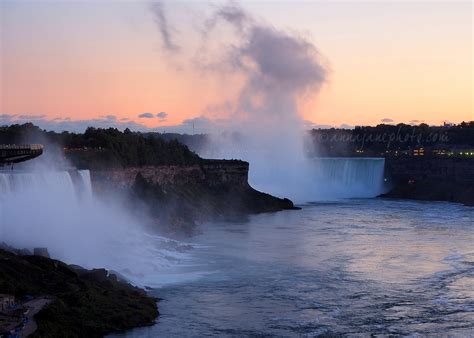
[78,170,93,197]
[311,157,386,199]
[249,157,386,202]
[0,169,193,285]
[0,170,91,201]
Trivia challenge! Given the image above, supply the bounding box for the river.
[114,198,474,336]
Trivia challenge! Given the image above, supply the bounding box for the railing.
[0,144,43,151]
[0,144,44,165]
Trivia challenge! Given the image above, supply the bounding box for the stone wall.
[385,157,474,183]
[382,157,474,206]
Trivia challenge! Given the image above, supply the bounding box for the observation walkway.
[0,144,43,165]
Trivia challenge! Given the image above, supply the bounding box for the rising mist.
[0,164,190,285]
[151,3,385,202]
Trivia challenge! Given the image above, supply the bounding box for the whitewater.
[0,169,196,285]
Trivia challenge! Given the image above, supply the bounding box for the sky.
[0,0,472,133]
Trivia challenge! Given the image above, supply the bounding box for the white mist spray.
[150,2,386,202]
[0,168,193,285]
[194,4,329,202]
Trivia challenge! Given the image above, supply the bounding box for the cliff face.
[382,157,474,206]
[91,160,250,190]
[90,160,295,232]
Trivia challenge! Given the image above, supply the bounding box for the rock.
[0,242,32,256]
[68,264,87,273]
[81,268,108,283]
[109,270,131,284]
[90,161,297,234]
[16,248,33,256]
[0,249,158,337]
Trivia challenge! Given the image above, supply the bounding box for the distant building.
[432,148,448,156]
[413,147,425,156]
[33,248,50,258]
[0,295,15,313]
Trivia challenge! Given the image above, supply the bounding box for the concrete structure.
[0,144,43,166]
[0,295,14,313]
[385,157,474,183]
[33,248,50,258]
[382,156,474,206]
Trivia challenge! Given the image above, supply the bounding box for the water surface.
[116,199,474,336]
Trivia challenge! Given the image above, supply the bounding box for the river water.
[114,198,473,336]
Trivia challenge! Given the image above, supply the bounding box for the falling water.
[311,158,386,199]
[237,156,387,203]
[0,170,93,202]
[78,170,93,197]
[0,169,194,285]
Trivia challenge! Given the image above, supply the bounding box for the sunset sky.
[1,0,472,133]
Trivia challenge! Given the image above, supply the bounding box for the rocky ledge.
[91,159,296,233]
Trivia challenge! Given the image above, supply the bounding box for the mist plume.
[177,3,328,200]
[149,3,386,202]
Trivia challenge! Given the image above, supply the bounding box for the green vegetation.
[0,123,201,169]
[0,249,158,337]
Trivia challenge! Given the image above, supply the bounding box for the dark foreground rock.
[0,249,158,337]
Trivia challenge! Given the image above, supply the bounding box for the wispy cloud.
[138,112,154,118]
[204,3,251,33]
[0,114,151,133]
[149,2,180,52]
[17,114,46,119]
[0,113,364,134]
[156,111,168,119]
[194,3,328,129]
[137,112,168,121]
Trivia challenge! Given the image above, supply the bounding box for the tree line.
[309,121,474,156]
[0,123,202,168]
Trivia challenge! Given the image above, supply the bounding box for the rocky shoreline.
[380,180,474,206]
[0,247,158,337]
